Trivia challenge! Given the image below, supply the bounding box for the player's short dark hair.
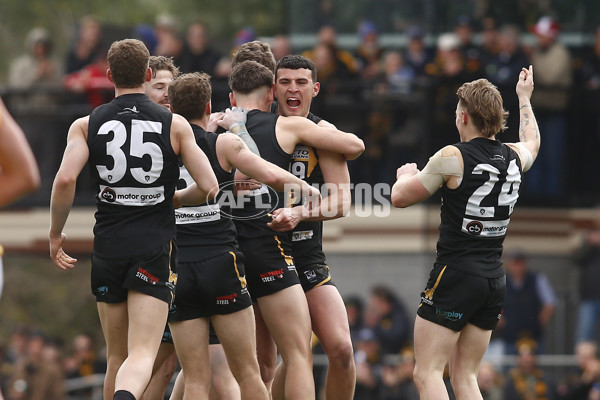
[169,72,211,121]
[232,40,276,73]
[456,79,508,138]
[275,54,318,82]
[107,39,150,88]
[228,60,274,94]
[149,55,180,79]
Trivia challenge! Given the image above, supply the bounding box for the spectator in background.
[63,48,113,109]
[497,250,556,355]
[303,24,359,82]
[178,21,222,75]
[485,24,530,142]
[344,296,364,347]
[8,28,62,90]
[454,15,483,76]
[503,339,557,400]
[353,328,383,400]
[557,341,600,399]
[271,34,292,61]
[573,206,600,344]
[403,25,434,80]
[523,16,572,200]
[65,16,103,74]
[355,20,383,82]
[479,17,501,71]
[64,333,106,380]
[374,50,415,96]
[8,331,65,400]
[379,347,419,400]
[364,285,411,355]
[478,361,503,400]
[153,14,183,61]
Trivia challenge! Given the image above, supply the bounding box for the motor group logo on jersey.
[462,218,510,237]
[99,185,165,206]
[176,204,221,224]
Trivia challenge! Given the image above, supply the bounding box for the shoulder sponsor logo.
[119,106,139,115]
[98,185,165,206]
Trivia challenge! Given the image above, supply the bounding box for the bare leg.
[306,285,355,400]
[169,318,211,400]
[254,303,277,394]
[448,323,491,400]
[413,315,459,400]
[142,342,177,400]
[257,286,314,400]
[213,308,269,400]
[169,370,184,400]
[209,343,241,400]
[114,291,168,398]
[97,301,129,400]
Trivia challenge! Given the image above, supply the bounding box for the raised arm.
[0,99,40,208]
[507,65,540,172]
[49,117,89,270]
[172,114,219,206]
[276,116,365,160]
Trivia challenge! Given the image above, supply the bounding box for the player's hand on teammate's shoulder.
[218,107,248,131]
[207,111,224,132]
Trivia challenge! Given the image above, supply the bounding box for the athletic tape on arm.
[515,142,533,172]
[416,149,463,194]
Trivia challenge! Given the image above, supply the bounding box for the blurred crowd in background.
[2,12,600,208]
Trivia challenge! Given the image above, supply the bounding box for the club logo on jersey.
[100,187,117,202]
[119,106,139,115]
[465,221,483,235]
[304,269,317,283]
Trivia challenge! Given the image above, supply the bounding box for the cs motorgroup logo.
[466,220,483,236]
[205,180,280,221]
[100,187,116,202]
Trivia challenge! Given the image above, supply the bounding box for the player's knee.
[327,340,355,369]
[259,360,276,385]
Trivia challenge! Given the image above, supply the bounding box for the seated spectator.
[8,331,65,400]
[64,333,106,379]
[557,341,600,399]
[355,20,383,82]
[63,48,113,109]
[373,50,415,96]
[364,285,411,355]
[478,361,504,400]
[354,328,383,400]
[178,21,222,75]
[503,339,557,400]
[65,15,103,74]
[379,347,419,400]
[8,27,62,90]
[403,25,434,80]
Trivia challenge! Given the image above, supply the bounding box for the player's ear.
[145,67,152,83]
[106,69,113,83]
[229,92,236,107]
[205,101,211,116]
[313,82,320,98]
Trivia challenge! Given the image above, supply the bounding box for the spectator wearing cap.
[454,15,484,76]
[354,328,383,400]
[8,27,62,90]
[355,20,384,81]
[496,250,556,356]
[523,15,572,200]
[403,24,434,79]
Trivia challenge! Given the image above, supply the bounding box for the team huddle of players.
[48,36,539,400]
